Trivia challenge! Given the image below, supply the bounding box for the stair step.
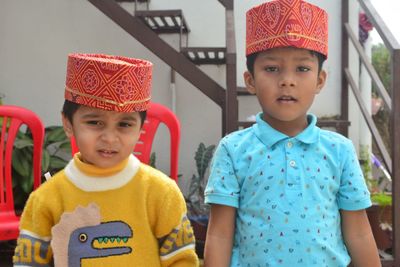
[238,121,255,129]
[237,86,252,96]
[181,47,226,65]
[135,10,190,34]
[317,119,351,129]
[115,0,148,2]
[238,119,351,130]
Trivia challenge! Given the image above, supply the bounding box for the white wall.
[0,0,343,192]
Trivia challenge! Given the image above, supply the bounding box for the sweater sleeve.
[154,181,198,266]
[13,191,54,266]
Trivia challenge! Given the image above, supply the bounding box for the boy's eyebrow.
[79,112,138,121]
[259,55,315,62]
[120,114,138,120]
[294,56,316,62]
[258,55,279,61]
[80,113,101,119]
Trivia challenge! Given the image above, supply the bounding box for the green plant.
[185,142,216,217]
[360,145,392,202]
[371,43,391,156]
[360,145,376,192]
[360,145,393,250]
[149,152,156,168]
[371,193,392,207]
[12,126,71,208]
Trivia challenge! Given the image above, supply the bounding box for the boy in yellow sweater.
[13,53,198,267]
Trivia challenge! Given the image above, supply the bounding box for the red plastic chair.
[0,105,44,241]
[71,102,180,181]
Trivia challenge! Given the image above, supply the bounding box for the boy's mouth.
[98,149,118,157]
[277,95,297,103]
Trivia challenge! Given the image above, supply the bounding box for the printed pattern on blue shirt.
[205,113,371,267]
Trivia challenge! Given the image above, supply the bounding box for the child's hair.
[246,49,326,76]
[62,100,147,126]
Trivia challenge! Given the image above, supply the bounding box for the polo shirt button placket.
[287,141,293,149]
[286,140,299,192]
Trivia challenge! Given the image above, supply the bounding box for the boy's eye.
[86,120,102,126]
[264,66,278,72]
[297,66,310,72]
[119,122,133,128]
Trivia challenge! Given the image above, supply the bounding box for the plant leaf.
[188,174,200,199]
[371,193,392,207]
[41,150,50,172]
[16,130,32,140]
[13,138,33,149]
[20,172,34,194]
[45,126,67,144]
[149,152,156,168]
[12,148,31,178]
[49,155,69,170]
[59,141,72,152]
[195,143,206,177]
[195,143,215,179]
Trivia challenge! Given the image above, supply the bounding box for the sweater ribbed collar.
[65,154,140,192]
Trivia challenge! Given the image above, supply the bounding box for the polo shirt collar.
[253,112,320,147]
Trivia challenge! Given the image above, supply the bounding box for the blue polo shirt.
[205,113,371,267]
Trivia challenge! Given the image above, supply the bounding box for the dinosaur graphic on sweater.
[51,203,132,267]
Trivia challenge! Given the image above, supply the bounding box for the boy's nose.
[100,129,118,143]
[279,73,296,87]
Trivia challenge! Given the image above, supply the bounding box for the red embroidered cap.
[246,0,328,58]
[65,53,152,112]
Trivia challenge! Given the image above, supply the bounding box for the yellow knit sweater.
[13,154,198,267]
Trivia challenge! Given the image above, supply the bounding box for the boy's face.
[62,106,142,169]
[244,47,326,132]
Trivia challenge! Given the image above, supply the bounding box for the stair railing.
[342,0,400,265]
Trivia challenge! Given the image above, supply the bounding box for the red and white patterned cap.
[65,53,152,112]
[246,0,328,58]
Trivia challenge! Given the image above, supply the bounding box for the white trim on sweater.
[65,154,140,192]
[19,229,51,242]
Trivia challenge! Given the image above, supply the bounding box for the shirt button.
[289,160,296,167]
[287,141,293,148]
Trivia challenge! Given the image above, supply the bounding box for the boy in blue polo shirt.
[203,0,380,266]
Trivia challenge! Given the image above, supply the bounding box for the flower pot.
[366,204,392,251]
[189,215,208,259]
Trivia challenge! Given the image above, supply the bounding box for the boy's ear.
[316,69,327,94]
[61,114,73,138]
[244,71,256,95]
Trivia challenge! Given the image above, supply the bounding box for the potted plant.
[367,192,392,253]
[0,125,71,260]
[360,146,393,252]
[185,142,215,259]
[12,126,71,210]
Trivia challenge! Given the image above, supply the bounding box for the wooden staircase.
[135,10,190,34]
[88,0,237,135]
[87,0,348,136]
[181,47,226,65]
